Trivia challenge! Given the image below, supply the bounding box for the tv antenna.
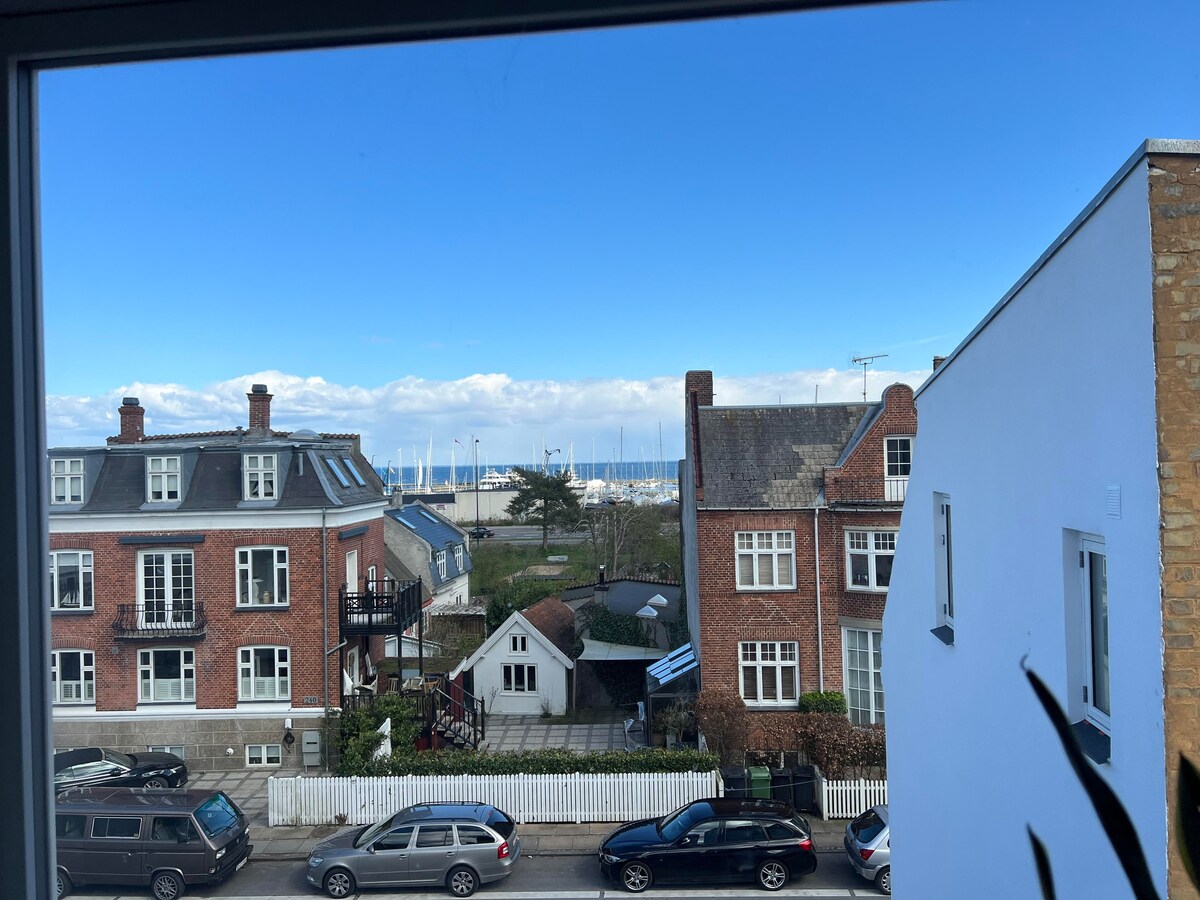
[851,354,888,401]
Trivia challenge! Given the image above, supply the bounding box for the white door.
[347,645,360,688]
[346,550,359,593]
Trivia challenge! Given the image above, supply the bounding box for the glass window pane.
[850,554,870,586]
[1089,551,1110,716]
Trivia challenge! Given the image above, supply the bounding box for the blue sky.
[35,0,1200,465]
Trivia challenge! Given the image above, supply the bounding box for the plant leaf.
[1178,753,1200,890]
[1026,667,1160,900]
[1028,826,1057,900]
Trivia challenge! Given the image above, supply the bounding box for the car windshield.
[659,802,713,842]
[102,749,135,769]
[850,809,886,843]
[195,793,240,839]
[356,812,400,848]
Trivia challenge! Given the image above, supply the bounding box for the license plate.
[236,856,248,871]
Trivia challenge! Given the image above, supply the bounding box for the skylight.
[324,457,350,488]
[341,456,366,486]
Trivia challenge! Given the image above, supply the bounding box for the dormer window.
[146,456,180,502]
[50,458,84,504]
[454,544,464,570]
[433,550,447,579]
[884,436,913,502]
[244,453,277,500]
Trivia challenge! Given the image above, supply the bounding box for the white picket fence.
[819,777,887,819]
[268,771,722,826]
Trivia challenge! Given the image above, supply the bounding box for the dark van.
[55,786,253,898]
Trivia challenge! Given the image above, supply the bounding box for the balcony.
[112,602,207,639]
[825,475,908,505]
[339,578,422,636]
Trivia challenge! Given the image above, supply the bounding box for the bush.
[798,691,848,714]
[694,688,748,765]
[335,695,423,775]
[794,713,886,780]
[356,747,718,777]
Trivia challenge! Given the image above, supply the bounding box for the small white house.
[885,140,1200,897]
[451,597,575,716]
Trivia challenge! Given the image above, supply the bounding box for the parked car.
[306,801,521,898]
[53,747,188,793]
[55,786,251,899]
[598,797,817,893]
[844,804,890,895]
[468,526,495,539]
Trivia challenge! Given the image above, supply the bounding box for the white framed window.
[1081,539,1110,732]
[384,635,399,657]
[454,544,464,570]
[239,646,290,700]
[243,453,277,500]
[51,650,95,704]
[138,648,195,702]
[884,436,913,501]
[510,634,528,654]
[434,550,447,579]
[50,457,84,504]
[502,663,537,693]
[246,744,282,767]
[735,531,795,590]
[846,530,897,592]
[146,456,181,502]
[148,745,184,758]
[843,627,884,725]
[236,547,289,606]
[138,550,195,627]
[739,641,798,705]
[50,550,93,610]
[934,493,954,631]
[341,456,367,486]
[346,549,358,593]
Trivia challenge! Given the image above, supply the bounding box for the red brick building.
[680,370,916,728]
[48,386,407,771]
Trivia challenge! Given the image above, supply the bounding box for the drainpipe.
[322,507,329,710]
[814,506,825,692]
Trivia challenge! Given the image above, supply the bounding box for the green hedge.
[352,747,718,777]
[798,691,848,714]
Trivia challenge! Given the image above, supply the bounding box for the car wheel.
[55,869,71,898]
[757,859,789,891]
[143,776,169,789]
[323,868,355,899]
[446,864,478,897]
[620,861,653,893]
[150,870,185,900]
[876,866,891,895]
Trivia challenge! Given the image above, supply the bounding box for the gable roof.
[697,403,874,508]
[385,502,471,588]
[450,605,575,679]
[561,579,682,621]
[518,596,576,657]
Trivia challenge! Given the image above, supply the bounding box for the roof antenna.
[852,354,888,402]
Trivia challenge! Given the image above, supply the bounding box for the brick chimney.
[932,355,947,371]
[115,397,144,444]
[685,370,714,408]
[247,384,272,435]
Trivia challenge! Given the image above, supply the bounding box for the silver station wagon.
[306,802,521,898]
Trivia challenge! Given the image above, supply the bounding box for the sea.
[371,460,677,489]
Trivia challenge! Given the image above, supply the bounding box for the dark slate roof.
[697,403,875,508]
[385,503,471,588]
[177,449,243,510]
[562,578,682,622]
[520,597,576,657]
[80,453,148,511]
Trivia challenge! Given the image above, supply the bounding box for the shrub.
[335,694,423,775]
[793,713,886,780]
[694,688,748,765]
[798,691,848,714]
[358,746,718,777]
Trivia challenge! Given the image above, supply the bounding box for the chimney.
[115,397,144,444]
[932,355,947,371]
[247,384,272,435]
[685,370,714,408]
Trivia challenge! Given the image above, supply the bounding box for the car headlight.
[215,847,226,860]
[600,849,621,864]
[308,856,324,868]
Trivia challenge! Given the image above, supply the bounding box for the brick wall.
[1149,152,1200,897]
[824,382,917,503]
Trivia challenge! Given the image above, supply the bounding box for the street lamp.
[474,437,481,529]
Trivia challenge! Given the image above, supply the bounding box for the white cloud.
[45,367,931,465]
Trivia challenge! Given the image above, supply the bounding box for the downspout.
[814,506,825,692]
[322,506,329,711]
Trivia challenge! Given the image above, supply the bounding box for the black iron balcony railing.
[340,676,486,750]
[112,602,207,639]
[338,578,422,636]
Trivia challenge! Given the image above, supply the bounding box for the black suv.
[599,797,816,893]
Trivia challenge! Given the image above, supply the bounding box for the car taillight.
[497,841,510,859]
[798,838,813,852]
[859,847,874,862]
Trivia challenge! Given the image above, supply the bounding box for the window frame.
[245,744,282,767]
[145,455,181,502]
[138,548,195,628]
[236,546,289,607]
[238,645,291,701]
[1081,538,1110,733]
[509,634,528,655]
[434,549,447,579]
[734,530,796,591]
[243,452,277,501]
[50,457,84,504]
[933,492,954,634]
[454,543,463,570]
[49,549,93,611]
[842,625,884,725]
[501,663,537,693]
[845,528,897,593]
[50,649,94,704]
[138,647,196,703]
[738,640,799,706]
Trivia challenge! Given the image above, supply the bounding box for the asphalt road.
[481,525,589,546]
[67,850,881,898]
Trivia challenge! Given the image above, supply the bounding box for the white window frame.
[346,549,358,593]
[138,549,195,628]
[50,457,84,504]
[738,641,798,706]
[510,634,528,655]
[138,648,195,703]
[845,529,897,593]
[884,436,913,501]
[146,456,181,502]
[246,744,282,767]
[148,745,184,758]
[1081,538,1110,733]
[734,531,796,591]
[502,663,537,693]
[50,549,93,610]
[51,649,95,704]
[238,645,291,701]
[934,493,954,630]
[236,546,289,606]
[384,635,399,657]
[434,550,447,579]
[454,544,464,570]
[842,626,884,725]
[243,453,277,500]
